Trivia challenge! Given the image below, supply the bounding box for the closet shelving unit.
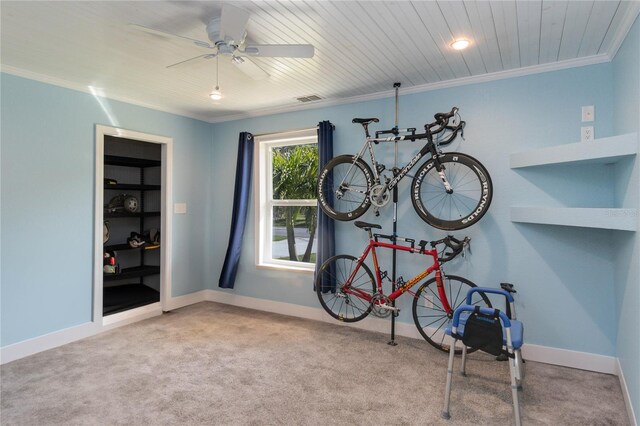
[510,133,638,231]
[103,154,161,315]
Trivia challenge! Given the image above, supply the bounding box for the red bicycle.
[315,221,491,352]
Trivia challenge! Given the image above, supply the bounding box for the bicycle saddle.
[354,221,382,230]
[352,118,379,125]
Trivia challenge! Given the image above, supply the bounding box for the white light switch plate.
[174,203,187,214]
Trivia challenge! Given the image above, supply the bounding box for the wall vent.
[296,95,323,103]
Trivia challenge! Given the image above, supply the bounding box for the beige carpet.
[0,302,629,425]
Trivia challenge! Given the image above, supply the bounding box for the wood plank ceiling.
[1,1,638,122]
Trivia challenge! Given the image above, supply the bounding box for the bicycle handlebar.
[426,107,465,146]
[354,106,464,146]
[430,235,470,263]
[434,107,459,122]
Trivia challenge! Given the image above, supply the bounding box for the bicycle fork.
[431,150,454,194]
[435,269,454,315]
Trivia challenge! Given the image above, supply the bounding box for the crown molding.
[2,53,612,126]
[208,54,611,124]
[606,2,640,61]
[0,65,212,123]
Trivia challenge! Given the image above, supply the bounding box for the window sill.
[256,263,315,274]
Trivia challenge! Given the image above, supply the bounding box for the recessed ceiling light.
[451,39,470,50]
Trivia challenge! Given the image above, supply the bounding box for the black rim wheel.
[411,153,493,230]
[316,254,375,322]
[412,275,491,354]
[317,155,373,221]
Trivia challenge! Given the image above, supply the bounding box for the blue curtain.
[219,132,254,289]
[315,121,335,292]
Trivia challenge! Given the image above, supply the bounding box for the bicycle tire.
[411,153,493,230]
[412,275,491,354]
[317,155,373,221]
[316,254,375,322]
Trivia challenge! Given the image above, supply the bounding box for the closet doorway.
[94,125,173,326]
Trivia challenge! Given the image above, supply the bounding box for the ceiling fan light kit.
[210,88,222,101]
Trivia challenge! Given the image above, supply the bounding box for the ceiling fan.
[129,3,315,81]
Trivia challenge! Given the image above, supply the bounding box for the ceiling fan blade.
[220,4,250,45]
[241,44,315,58]
[167,53,217,69]
[231,57,269,80]
[128,23,213,49]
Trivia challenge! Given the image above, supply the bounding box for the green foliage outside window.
[272,144,318,262]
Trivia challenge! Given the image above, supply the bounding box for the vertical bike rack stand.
[388,82,401,346]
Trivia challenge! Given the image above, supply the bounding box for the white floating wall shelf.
[510,133,638,231]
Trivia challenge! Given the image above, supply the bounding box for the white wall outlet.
[582,105,594,122]
[581,126,594,142]
[174,203,187,214]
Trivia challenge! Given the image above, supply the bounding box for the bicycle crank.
[371,294,399,318]
[369,184,390,208]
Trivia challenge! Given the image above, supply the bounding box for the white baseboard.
[0,288,625,382]
[0,292,207,365]
[165,290,209,311]
[522,343,617,374]
[0,322,99,365]
[617,358,638,426]
[204,290,618,374]
[102,303,163,330]
[204,289,421,337]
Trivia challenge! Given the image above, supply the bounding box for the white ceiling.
[1,1,639,123]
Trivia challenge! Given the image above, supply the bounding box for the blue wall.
[612,15,640,418]
[210,63,620,356]
[0,29,636,415]
[1,74,212,346]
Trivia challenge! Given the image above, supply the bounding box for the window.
[255,128,318,272]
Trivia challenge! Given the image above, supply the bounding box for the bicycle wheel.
[411,153,493,230]
[316,254,375,322]
[412,275,491,353]
[317,155,373,221]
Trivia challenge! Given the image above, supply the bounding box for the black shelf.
[103,148,162,316]
[103,284,160,316]
[104,211,160,219]
[104,183,161,191]
[104,243,160,252]
[105,155,161,168]
[104,265,160,282]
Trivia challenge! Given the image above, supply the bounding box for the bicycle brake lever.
[464,238,472,256]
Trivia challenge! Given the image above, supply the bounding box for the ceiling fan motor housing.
[207,17,245,48]
[206,18,222,44]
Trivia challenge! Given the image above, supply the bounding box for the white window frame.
[254,128,318,272]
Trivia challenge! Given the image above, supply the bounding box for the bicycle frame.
[342,236,453,314]
[339,126,454,204]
